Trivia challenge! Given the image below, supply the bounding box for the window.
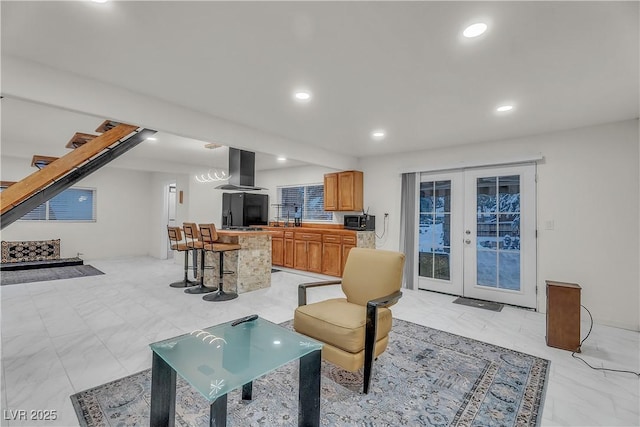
[277,184,332,222]
[0,186,96,222]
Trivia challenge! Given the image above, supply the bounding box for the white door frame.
[416,163,537,309]
[463,164,537,308]
[163,182,177,260]
[417,172,463,295]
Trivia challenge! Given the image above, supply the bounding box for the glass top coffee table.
[149,316,323,427]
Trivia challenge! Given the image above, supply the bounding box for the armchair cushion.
[294,298,392,354]
[341,248,405,306]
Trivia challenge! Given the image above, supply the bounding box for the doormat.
[453,297,504,312]
[1,265,104,286]
[70,319,548,426]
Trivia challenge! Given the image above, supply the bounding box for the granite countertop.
[216,229,274,236]
[262,226,373,235]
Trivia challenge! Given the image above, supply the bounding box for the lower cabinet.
[265,227,370,277]
[283,231,294,268]
[293,232,322,273]
[271,231,284,266]
[322,235,342,276]
[341,235,357,273]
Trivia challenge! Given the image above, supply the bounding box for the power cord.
[376,213,389,240]
[571,305,640,377]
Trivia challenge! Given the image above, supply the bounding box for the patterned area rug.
[1,265,104,286]
[1,239,60,263]
[71,319,548,426]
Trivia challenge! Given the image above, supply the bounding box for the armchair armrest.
[367,290,403,309]
[366,290,403,336]
[298,280,342,306]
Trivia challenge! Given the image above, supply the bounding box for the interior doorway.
[417,164,537,308]
[165,182,177,259]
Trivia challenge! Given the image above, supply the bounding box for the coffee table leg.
[210,393,227,427]
[150,352,177,427]
[298,349,321,427]
[242,381,253,400]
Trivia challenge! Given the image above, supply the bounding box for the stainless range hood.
[216,148,267,190]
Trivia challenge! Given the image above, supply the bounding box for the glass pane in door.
[419,181,451,281]
[476,175,521,290]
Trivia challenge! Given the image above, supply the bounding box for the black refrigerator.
[222,192,269,228]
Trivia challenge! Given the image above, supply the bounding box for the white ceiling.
[1,1,638,172]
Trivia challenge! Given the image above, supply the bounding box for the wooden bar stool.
[166,226,197,288]
[199,223,241,302]
[183,222,215,295]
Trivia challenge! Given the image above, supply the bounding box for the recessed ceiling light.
[496,105,514,112]
[91,0,108,3]
[146,137,158,142]
[371,130,386,140]
[463,23,488,38]
[294,91,311,101]
[277,156,287,162]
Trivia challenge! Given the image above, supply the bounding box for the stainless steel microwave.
[344,215,375,231]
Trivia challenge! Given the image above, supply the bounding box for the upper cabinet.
[324,170,363,212]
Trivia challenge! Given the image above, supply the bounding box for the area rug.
[1,239,60,263]
[1,265,104,286]
[70,319,549,426]
[453,297,504,312]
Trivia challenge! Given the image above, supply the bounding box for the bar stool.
[199,223,241,302]
[183,222,215,295]
[166,226,197,288]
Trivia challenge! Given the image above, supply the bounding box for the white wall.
[259,165,339,224]
[1,156,154,260]
[360,119,639,331]
[186,176,224,226]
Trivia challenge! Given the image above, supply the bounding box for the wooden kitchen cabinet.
[341,234,357,273]
[324,170,363,211]
[283,231,294,268]
[293,232,322,273]
[264,227,368,277]
[271,230,284,266]
[323,173,339,211]
[322,234,342,276]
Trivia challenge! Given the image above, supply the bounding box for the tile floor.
[1,256,638,426]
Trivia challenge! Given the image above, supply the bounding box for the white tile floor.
[1,256,638,426]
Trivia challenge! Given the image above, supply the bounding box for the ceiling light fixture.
[463,23,488,38]
[91,0,108,3]
[294,90,311,101]
[195,170,230,184]
[146,137,157,142]
[496,105,514,112]
[277,156,287,162]
[371,130,386,140]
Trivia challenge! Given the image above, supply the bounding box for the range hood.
[216,148,267,190]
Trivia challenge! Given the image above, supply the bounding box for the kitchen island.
[199,229,272,294]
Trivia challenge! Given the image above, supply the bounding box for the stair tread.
[66,132,98,149]
[31,155,59,169]
[95,120,122,133]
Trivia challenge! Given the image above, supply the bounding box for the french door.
[417,164,537,308]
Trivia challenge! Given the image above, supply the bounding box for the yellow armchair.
[294,247,405,394]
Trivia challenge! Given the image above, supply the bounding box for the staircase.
[1,120,157,229]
